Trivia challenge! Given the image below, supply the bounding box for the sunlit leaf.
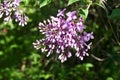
[79,8,89,20]
[40,74,52,79]
[10,44,18,49]
[0,51,4,56]
[106,77,114,80]
[85,63,94,68]
[67,0,79,6]
[85,63,94,71]
[39,0,51,8]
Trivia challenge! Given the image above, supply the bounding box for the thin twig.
[108,20,120,46]
[91,54,105,61]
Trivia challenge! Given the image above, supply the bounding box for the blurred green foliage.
[0,0,120,80]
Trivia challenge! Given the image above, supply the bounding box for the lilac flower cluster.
[33,9,94,63]
[0,0,28,26]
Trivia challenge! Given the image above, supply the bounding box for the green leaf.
[40,74,52,79]
[109,9,120,19]
[11,70,24,78]
[106,77,114,80]
[85,63,94,68]
[10,44,18,49]
[7,20,15,30]
[0,40,5,44]
[85,63,94,71]
[0,51,4,56]
[79,8,89,20]
[68,0,79,6]
[44,74,52,79]
[39,0,51,8]
[29,52,41,65]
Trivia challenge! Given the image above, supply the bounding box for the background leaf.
[109,9,120,19]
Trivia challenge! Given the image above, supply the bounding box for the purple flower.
[33,9,94,63]
[13,0,21,5]
[14,13,28,26]
[4,15,11,23]
[0,0,28,26]
[83,32,94,42]
[0,12,4,18]
[57,8,66,17]
[1,0,11,16]
[66,11,77,21]
[12,0,21,10]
